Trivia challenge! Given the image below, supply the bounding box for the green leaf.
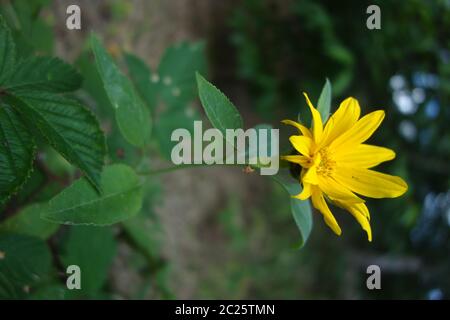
[0,103,35,204]
[273,170,313,248]
[76,52,136,168]
[60,226,117,295]
[196,72,243,136]
[158,42,207,109]
[124,52,157,111]
[4,92,105,189]
[29,283,65,300]
[0,203,59,239]
[316,78,332,123]
[0,234,52,299]
[75,51,114,116]
[0,15,15,85]
[12,166,45,203]
[4,56,82,93]
[91,34,151,147]
[123,214,162,260]
[8,0,54,55]
[41,164,143,226]
[9,0,51,33]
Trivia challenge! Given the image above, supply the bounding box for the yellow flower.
[281,93,408,241]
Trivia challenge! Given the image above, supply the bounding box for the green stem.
[137,163,206,176]
[137,162,246,176]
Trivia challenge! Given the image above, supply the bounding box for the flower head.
[282,93,408,241]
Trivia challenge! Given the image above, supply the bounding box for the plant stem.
[137,163,206,176]
[137,162,245,176]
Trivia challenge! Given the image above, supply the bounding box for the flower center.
[316,147,335,176]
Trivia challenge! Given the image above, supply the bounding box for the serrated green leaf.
[60,226,117,295]
[196,72,243,136]
[13,166,45,203]
[158,42,207,109]
[0,15,15,85]
[4,56,82,93]
[91,34,151,147]
[317,78,332,123]
[4,92,105,190]
[41,164,143,226]
[0,203,59,239]
[0,234,52,299]
[124,52,157,111]
[0,103,35,204]
[273,170,313,248]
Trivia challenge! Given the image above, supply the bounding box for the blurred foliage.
[229,0,354,118]
[228,0,450,299]
[0,0,205,300]
[0,0,449,301]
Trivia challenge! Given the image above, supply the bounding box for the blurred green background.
[0,0,449,299]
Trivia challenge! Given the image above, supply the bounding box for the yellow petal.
[303,92,323,142]
[329,110,385,151]
[293,182,312,200]
[303,166,318,185]
[280,155,311,167]
[321,97,361,147]
[352,201,370,220]
[334,167,408,198]
[311,187,341,236]
[318,175,365,203]
[334,144,396,168]
[289,135,314,157]
[352,210,372,242]
[281,119,312,138]
[335,200,372,241]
